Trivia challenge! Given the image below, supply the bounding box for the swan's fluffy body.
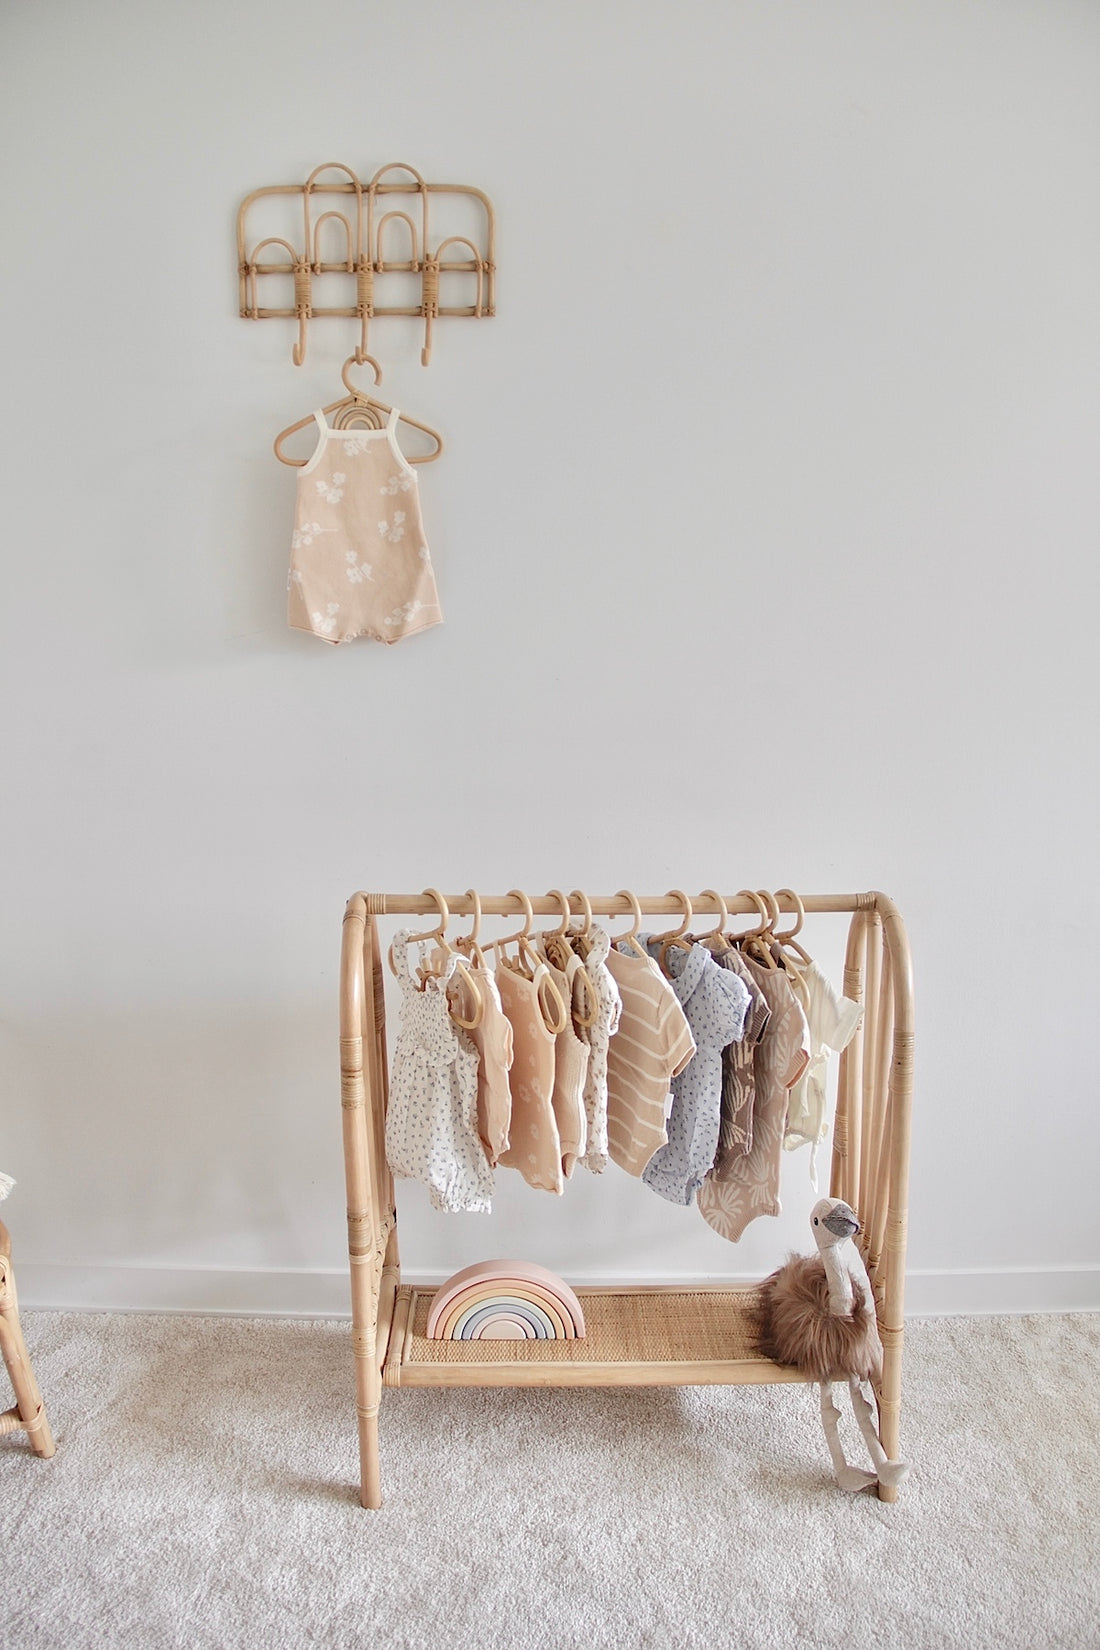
[758,1252,882,1382]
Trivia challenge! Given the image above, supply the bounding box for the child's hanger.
[730,888,777,969]
[611,889,649,959]
[490,889,567,1034]
[567,887,594,959]
[387,886,483,1028]
[738,889,779,970]
[652,889,694,974]
[772,887,813,970]
[539,890,599,1029]
[694,888,729,953]
[454,888,489,972]
[273,354,444,467]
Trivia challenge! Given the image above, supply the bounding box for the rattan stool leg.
[0,1236,55,1459]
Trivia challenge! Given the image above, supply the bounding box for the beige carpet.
[1,1310,1097,1649]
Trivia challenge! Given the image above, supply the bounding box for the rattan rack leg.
[0,1227,55,1459]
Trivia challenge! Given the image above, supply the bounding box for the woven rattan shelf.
[382,1285,808,1390]
[338,889,914,1509]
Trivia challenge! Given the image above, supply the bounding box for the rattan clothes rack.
[339,890,914,1509]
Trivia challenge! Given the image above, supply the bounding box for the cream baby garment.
[783,958,863,1185]
[604,944,696,1176]
[384,932,492,1213]
[496,962,564,1195]
[448,962,514,1166]
[287,407,442,645]
[574,924,621,1175]
[695,954,810,1242]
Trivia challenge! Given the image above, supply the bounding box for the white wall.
[2,0,1097,1316]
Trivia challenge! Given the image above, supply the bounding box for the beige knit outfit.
[538,949,590,1179]
[287,407,442,646]
[495,963,563,1195]
[604,945,696,1176]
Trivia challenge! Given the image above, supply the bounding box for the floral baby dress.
[384,932,492,1213]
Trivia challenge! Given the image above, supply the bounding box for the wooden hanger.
[566,887,594,959]
[652,889,694,975]
[611,889,649,959]
[730,888,777,969]
[694,888,729,954]
[454,887,489,972]
[273,354,444,467]
[539,891,598,1029]
[490,889,567,1034]
[387,887,482,1028]
[772,887,813,970]
[740,888,780,970]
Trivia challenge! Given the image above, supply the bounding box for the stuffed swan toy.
[759,1196,910,1493]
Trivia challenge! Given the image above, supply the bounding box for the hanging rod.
[348,891,887,919]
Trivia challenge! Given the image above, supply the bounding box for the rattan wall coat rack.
[237,161,496,366]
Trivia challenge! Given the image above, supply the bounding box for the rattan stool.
[0,1220,55,1457]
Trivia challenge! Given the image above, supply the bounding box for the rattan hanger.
[695,888,730,953]
[490,890,568,1033]
[773,887,813,969]
[273,354,444,467]
[540,890,599,1028]
[454,888,488,972]
[387,887,482,1027]
[567,888,594,958]
[652,889,694,974]
[611,889,648,959]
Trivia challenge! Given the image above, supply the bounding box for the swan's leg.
[848,1377,910,1489]
[819,1381,877,1492]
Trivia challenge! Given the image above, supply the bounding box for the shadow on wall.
[0,997,345,1270]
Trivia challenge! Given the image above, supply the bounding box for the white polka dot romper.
[384,931,493,1214]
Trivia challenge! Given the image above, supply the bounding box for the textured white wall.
[2,0,1098,1314]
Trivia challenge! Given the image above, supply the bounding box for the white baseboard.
[16,1262,1100,1318]
[902,1266,1100,1317]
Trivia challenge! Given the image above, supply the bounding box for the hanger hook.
[463,888,482,947]
[613,889,643,940]
[546,889,571,936]
[774,888,805,939]
[569,888,593,936]
[407,886,449,947]
[698,888,728,940]
[733,889,769,938]
[492,888,534,955]
[756,889,781,935]
[653,889,692,944]
[342,353,383,397]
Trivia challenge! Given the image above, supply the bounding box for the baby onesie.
[695,955,811,1242]
[640,940,750,1206]
[706,942,771,1158]
[573,925,622,1175]
[448,962,514,1166]
[783,959,863,1184]
[538,949,590,1178]
[495,962,563,1195]
[604,944,696,1176]
[287,407,443,645]
[384,931,492,1213]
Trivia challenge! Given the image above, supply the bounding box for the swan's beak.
[822,1203,860,1239]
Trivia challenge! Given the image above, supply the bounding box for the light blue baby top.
[639,939,750,1206]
